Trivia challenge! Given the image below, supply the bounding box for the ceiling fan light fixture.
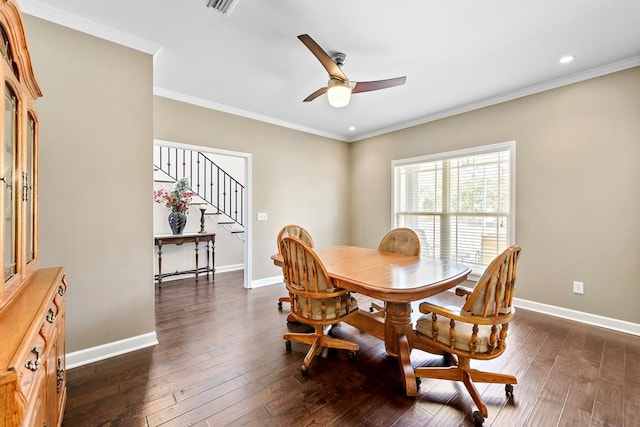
[327,78,352,108]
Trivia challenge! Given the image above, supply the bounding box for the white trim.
[155,138,247,159]
[18,0,162,55]
[353,56,640,142]
[391,140,515,166]
[157,264,244,284]
[66,332,158,369]
[442,288,640,336]
[154,139,252,288]
[15,0,640,143]
[153,88,348,142]
[243,155,253,289]
[251,274,283,288]
[392,140,516,275]
[215,263,244,273]
[513,297,640,337]
[64,294,639,371]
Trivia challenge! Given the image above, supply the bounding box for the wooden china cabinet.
[0,1,67,426]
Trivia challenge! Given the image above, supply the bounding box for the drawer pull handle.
[58,285,65,296]
[56,358,64,393]
[25,347,40,372]
[46,308,55,323]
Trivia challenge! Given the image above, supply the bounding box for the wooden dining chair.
[369,227,421,316]
[276,225,315,317]
[280,236,359,375]
[413,245,521,425]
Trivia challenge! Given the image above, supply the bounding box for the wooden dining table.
[272,245,471,396]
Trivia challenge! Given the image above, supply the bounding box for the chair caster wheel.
[285,340,291,351]
[472,410,484,426]
[505,383,514,397]
[277,301,283,310]
[348,351,357,363]
[369,306,374,313]
[416,377,421,387]
[301,365,309,376]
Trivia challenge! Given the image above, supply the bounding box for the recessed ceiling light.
[348,126,356,132]
[559,55,575,64]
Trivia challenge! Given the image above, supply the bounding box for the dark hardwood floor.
[62,270,640,426]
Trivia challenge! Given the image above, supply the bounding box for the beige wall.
[22,14,349,353]
[20,11,639,355]
[350,67,640,323]
[23,16,155,352]
[153,97,351,280]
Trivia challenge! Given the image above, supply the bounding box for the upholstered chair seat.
[415,310,494,353]
[290,292,359,321]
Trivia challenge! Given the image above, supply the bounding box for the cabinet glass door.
[3,85,16,281]
[26,115,35,263]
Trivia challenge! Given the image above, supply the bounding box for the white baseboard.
[513,297,640,337]
[254,277,639,335]
[65,288,638,371]
[215,263,244,273]
[443,287,639,336]
[157,263,244,283]
[251,274,283,288]
[66,331,158,369]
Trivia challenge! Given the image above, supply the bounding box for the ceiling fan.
[298,34,407,108]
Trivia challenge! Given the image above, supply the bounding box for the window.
[392,141,515,276]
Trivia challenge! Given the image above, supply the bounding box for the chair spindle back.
[378,227,421,256]
[277,224,314,250]
[461,245,521,317]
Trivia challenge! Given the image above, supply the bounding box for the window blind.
[393,142,514,275]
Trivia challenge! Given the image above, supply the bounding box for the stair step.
[217,221,234,225]
[153,179,174,183]
[231,230,244,234]
[204,212,221,215]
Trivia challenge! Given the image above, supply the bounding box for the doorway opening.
[153,139,252,288]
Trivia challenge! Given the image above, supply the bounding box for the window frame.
[391,140,516,279]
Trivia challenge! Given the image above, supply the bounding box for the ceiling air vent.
[206,0,238,16]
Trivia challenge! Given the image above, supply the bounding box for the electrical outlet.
[573,281,584,295]
[256,212,268,221]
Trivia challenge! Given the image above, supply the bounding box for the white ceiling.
[18,0,640,142]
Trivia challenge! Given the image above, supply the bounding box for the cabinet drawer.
[16,333,46,399]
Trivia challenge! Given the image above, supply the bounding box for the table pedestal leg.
[384,301,417,397]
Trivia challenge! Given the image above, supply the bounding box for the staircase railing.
[154,145,244,227]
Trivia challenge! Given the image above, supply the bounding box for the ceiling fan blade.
[303,87,328,102]
[352,76,407,94]
[297,34,348,82]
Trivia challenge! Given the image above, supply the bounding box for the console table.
[154,232,215,287]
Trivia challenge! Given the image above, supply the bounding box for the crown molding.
[17,0,161,54]
[352,56,640,142]
[154,87,348,142]
[17,0,640,143]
